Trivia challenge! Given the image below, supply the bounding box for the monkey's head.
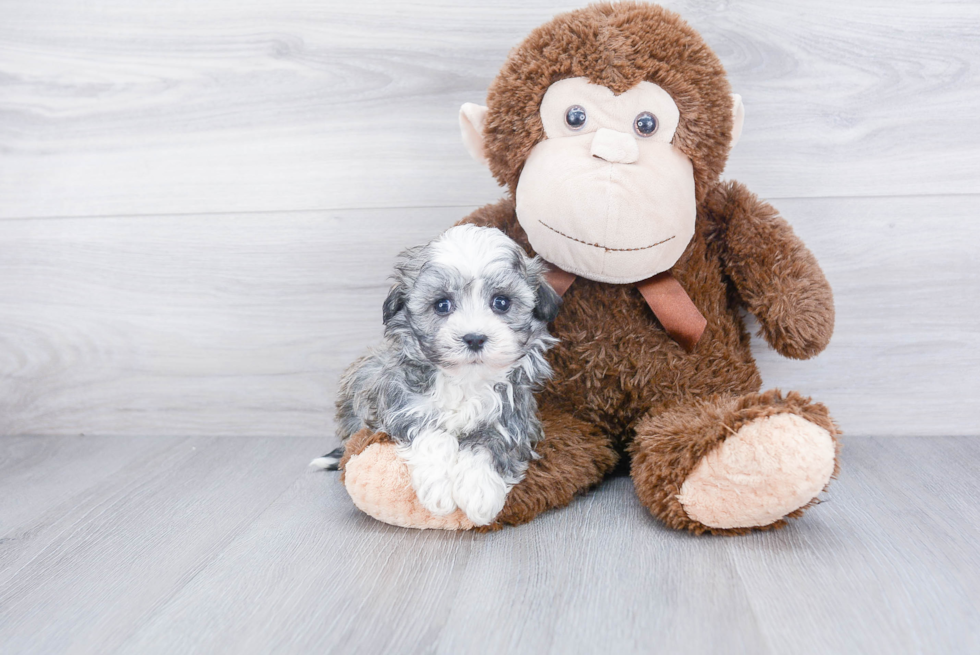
[459,2,743,284]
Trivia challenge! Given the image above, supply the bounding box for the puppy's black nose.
[462,333,488,351]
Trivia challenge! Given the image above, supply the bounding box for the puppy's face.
[384,225,560,372]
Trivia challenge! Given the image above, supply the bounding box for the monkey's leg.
[630,390,840,535]
[339,428,473,530]
[483,407,618,530]
[339,409,618,531]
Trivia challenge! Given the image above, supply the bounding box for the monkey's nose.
[590,128,639,164]
[462,333,488,351]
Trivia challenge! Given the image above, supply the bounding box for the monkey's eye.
[564,105,587,130]
[491,295,511,313]
[434,298,454,315]
[634,112,658,137]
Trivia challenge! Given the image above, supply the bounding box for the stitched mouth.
[538,220,675,252]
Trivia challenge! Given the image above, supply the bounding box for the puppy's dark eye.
[634,112,658,137]
[434,298,453,315]
[491,296,511,313]
[565,105,587,130]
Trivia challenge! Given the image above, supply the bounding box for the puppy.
[311,225,560,526]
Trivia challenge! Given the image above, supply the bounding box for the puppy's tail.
[309,445,346,471]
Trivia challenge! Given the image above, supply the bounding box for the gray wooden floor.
[0,435,977,654]
[3,0,980,652]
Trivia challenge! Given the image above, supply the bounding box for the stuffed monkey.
[340,2,839,535]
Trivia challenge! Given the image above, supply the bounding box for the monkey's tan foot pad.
[344,442,475,530]
[677,413,836,530]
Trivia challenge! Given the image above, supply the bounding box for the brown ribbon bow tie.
[543,265,707,353]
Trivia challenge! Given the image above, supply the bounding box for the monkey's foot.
[676,412,836,530]
[631,390,840,534]
[340,431,474,531]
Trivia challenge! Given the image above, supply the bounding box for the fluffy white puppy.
[312,225,560,526]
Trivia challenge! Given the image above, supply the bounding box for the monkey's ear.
[382,283,406,325]
[533,282,562,324]
[730,94,745,150]
[459,103,489,166]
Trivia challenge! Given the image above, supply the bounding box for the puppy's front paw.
[401,429,459,517]
[414,470,457,516]
[452,448,508,526]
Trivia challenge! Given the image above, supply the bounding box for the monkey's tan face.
[514,78,696,284]
[461,77,742,284]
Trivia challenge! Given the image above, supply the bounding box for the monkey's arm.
[705,181,834,360]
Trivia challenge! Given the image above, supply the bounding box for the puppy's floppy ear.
[384,243,424,325]
[382,282,406,325]
[533,281,562,323]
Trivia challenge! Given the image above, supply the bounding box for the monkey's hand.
[706,180,835,360]
[338,429,474,530]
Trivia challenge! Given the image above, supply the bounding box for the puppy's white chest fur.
[427,368,506,435]
[404,366,513,527]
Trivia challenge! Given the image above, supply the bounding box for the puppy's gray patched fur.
[314,225,560,525]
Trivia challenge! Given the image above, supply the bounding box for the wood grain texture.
[1,0,978,219]
[0,206,455,437]
[0,436,977,654]
[1,2,976,651]
[0,435,183,538]
[730,437,980,654]
[1,195,976,438]
[0,436,314,654]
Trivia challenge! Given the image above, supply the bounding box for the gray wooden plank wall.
[1,0,979,439]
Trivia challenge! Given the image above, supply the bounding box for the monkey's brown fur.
[484,2,735,203]
[476,2,838,534]
[630,390,841,535]
[345,3,840,534]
